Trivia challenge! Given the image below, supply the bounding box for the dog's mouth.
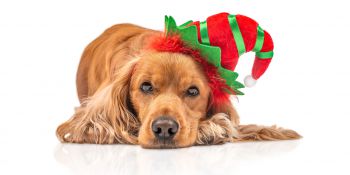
[141,139,178,149]
[154,139,177,149]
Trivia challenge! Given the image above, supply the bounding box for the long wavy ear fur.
[236,124,301,141]
[56,58,140,144]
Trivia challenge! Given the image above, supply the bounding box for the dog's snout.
[152,117,178,140]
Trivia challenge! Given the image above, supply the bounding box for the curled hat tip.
[244,75,257,87]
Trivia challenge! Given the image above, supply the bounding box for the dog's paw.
[56,119,117,144]
[196,113,238,145]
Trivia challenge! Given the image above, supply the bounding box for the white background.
[1,0,350,175]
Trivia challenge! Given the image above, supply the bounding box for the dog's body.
[57,24,300,148]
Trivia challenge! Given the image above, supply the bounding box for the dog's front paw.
[196,113,238,145]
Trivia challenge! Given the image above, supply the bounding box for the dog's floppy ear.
[206,94,240,125]
[56,58,140,144]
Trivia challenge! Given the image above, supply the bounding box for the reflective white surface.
[2,136,350,175]
[52,139,348,175]
[54,141,301,175]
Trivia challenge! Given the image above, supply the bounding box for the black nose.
[152,117,178,140]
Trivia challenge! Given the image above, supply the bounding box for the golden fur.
[56,24,301,148]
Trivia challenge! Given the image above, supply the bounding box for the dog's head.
[112,35,233,148]
[130,51,209,148]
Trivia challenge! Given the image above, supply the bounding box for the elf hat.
[165,12,274,95]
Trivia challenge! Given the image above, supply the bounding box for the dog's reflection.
[54,141,299,175]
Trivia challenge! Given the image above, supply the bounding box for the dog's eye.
[140,82,153,93]
[186,86,199,97]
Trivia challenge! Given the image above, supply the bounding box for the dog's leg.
[56,103,139,144]
[56,105,121,144]
[56,97,140,145]
[196,113,239,145]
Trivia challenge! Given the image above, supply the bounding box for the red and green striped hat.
[165,12,274,95]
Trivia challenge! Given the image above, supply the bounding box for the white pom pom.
[244,75,257,87]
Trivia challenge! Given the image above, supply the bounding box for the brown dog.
[56,24,300,148]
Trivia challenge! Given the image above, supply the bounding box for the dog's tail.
[234,124,301,141]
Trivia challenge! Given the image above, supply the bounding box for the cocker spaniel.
[56,17,300,149]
